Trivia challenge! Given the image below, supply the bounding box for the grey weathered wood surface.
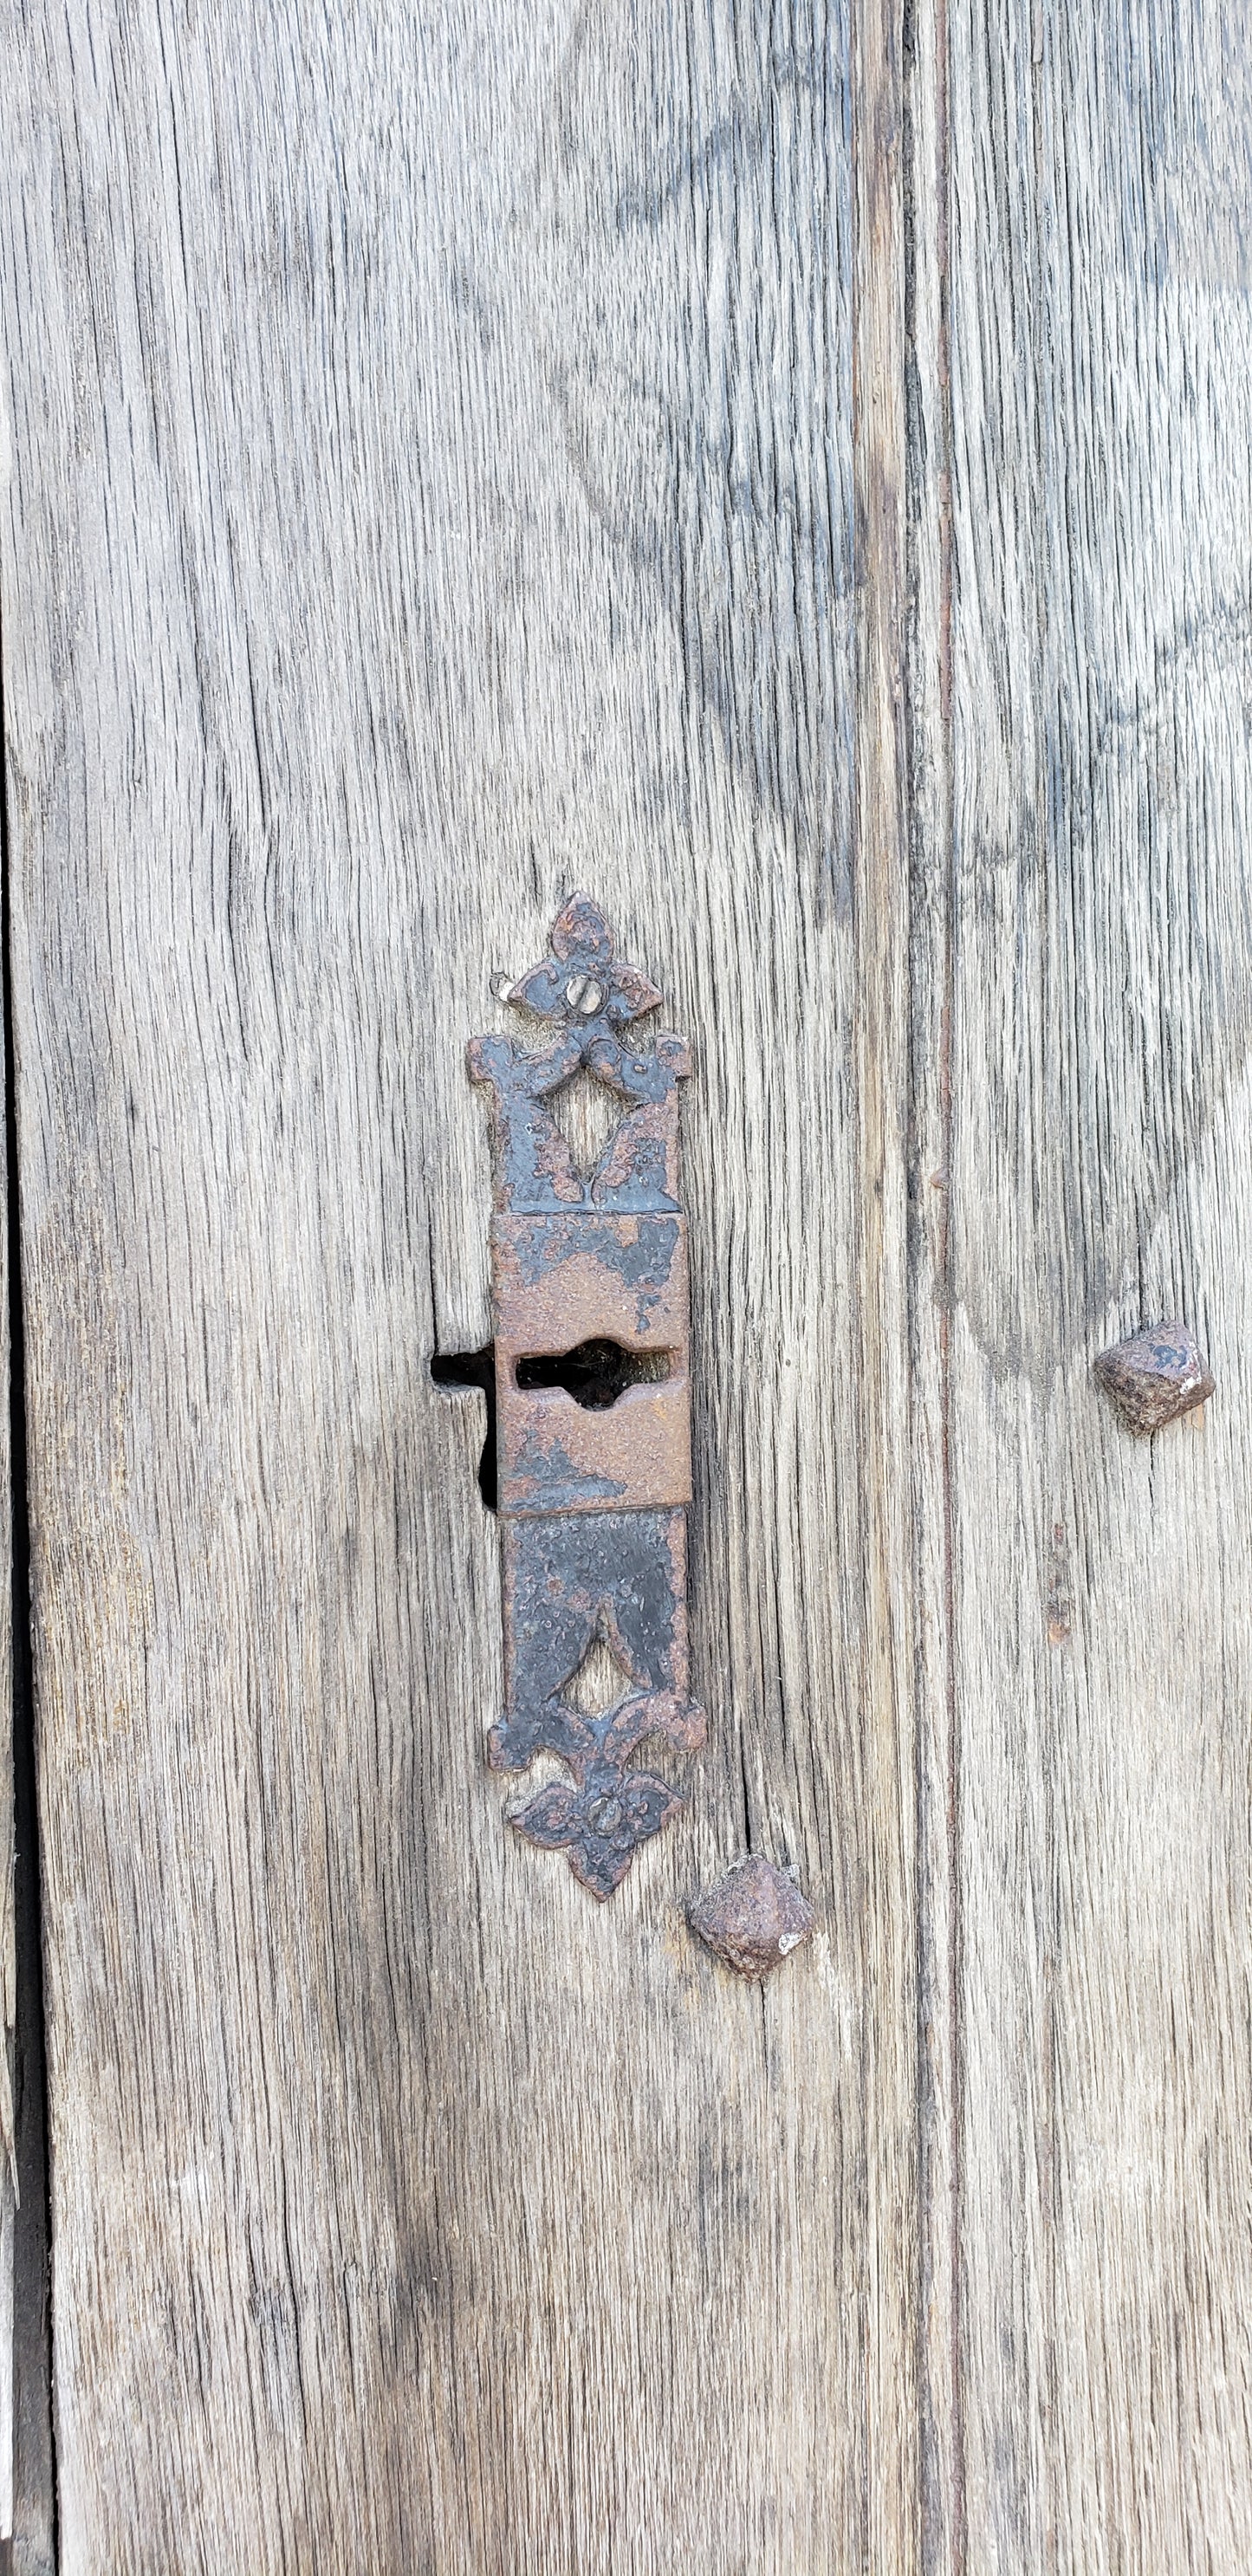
[2,2,911,2568]
[1,0,1249,2567]
[947,3,1252,2565]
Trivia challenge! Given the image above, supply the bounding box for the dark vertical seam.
[934,0,963,2553]
[1028,13,1060,2572]
[0,609,59,2571]
[847,3,871,2562]
[901,6,929,2560]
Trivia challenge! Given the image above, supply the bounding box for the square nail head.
[688,1856,815,1979]
[1093,1320,1215,1435]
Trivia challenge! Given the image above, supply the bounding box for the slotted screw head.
[1093,1319,1215,1434]
[688,1856,815,1979]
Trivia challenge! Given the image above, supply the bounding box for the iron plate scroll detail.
[468,896,705,1898]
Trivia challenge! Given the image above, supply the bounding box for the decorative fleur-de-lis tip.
[505,893,664,1028]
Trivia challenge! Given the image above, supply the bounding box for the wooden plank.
[948,0,1252,2562]
[0,0,925,2565]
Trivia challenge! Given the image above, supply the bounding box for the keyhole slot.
[431,1345,498,1512]
[514,1339,671,1411]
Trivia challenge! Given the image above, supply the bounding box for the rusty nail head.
[688,1856,815,1979]
[1093,1319,1214,1435]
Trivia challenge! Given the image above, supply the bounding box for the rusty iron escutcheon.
[467,895,705,1898]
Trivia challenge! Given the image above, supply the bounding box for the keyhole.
[515,1339,670,1408]
[431,1336,671,1510]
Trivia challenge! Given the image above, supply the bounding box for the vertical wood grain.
[903,0,961,2563]
[852,0,918,2562]
[0,0,924,2566]
[948,1,1252,2565]
[7,0,1250,2563]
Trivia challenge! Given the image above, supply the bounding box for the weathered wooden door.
[3,1,1251,2567]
